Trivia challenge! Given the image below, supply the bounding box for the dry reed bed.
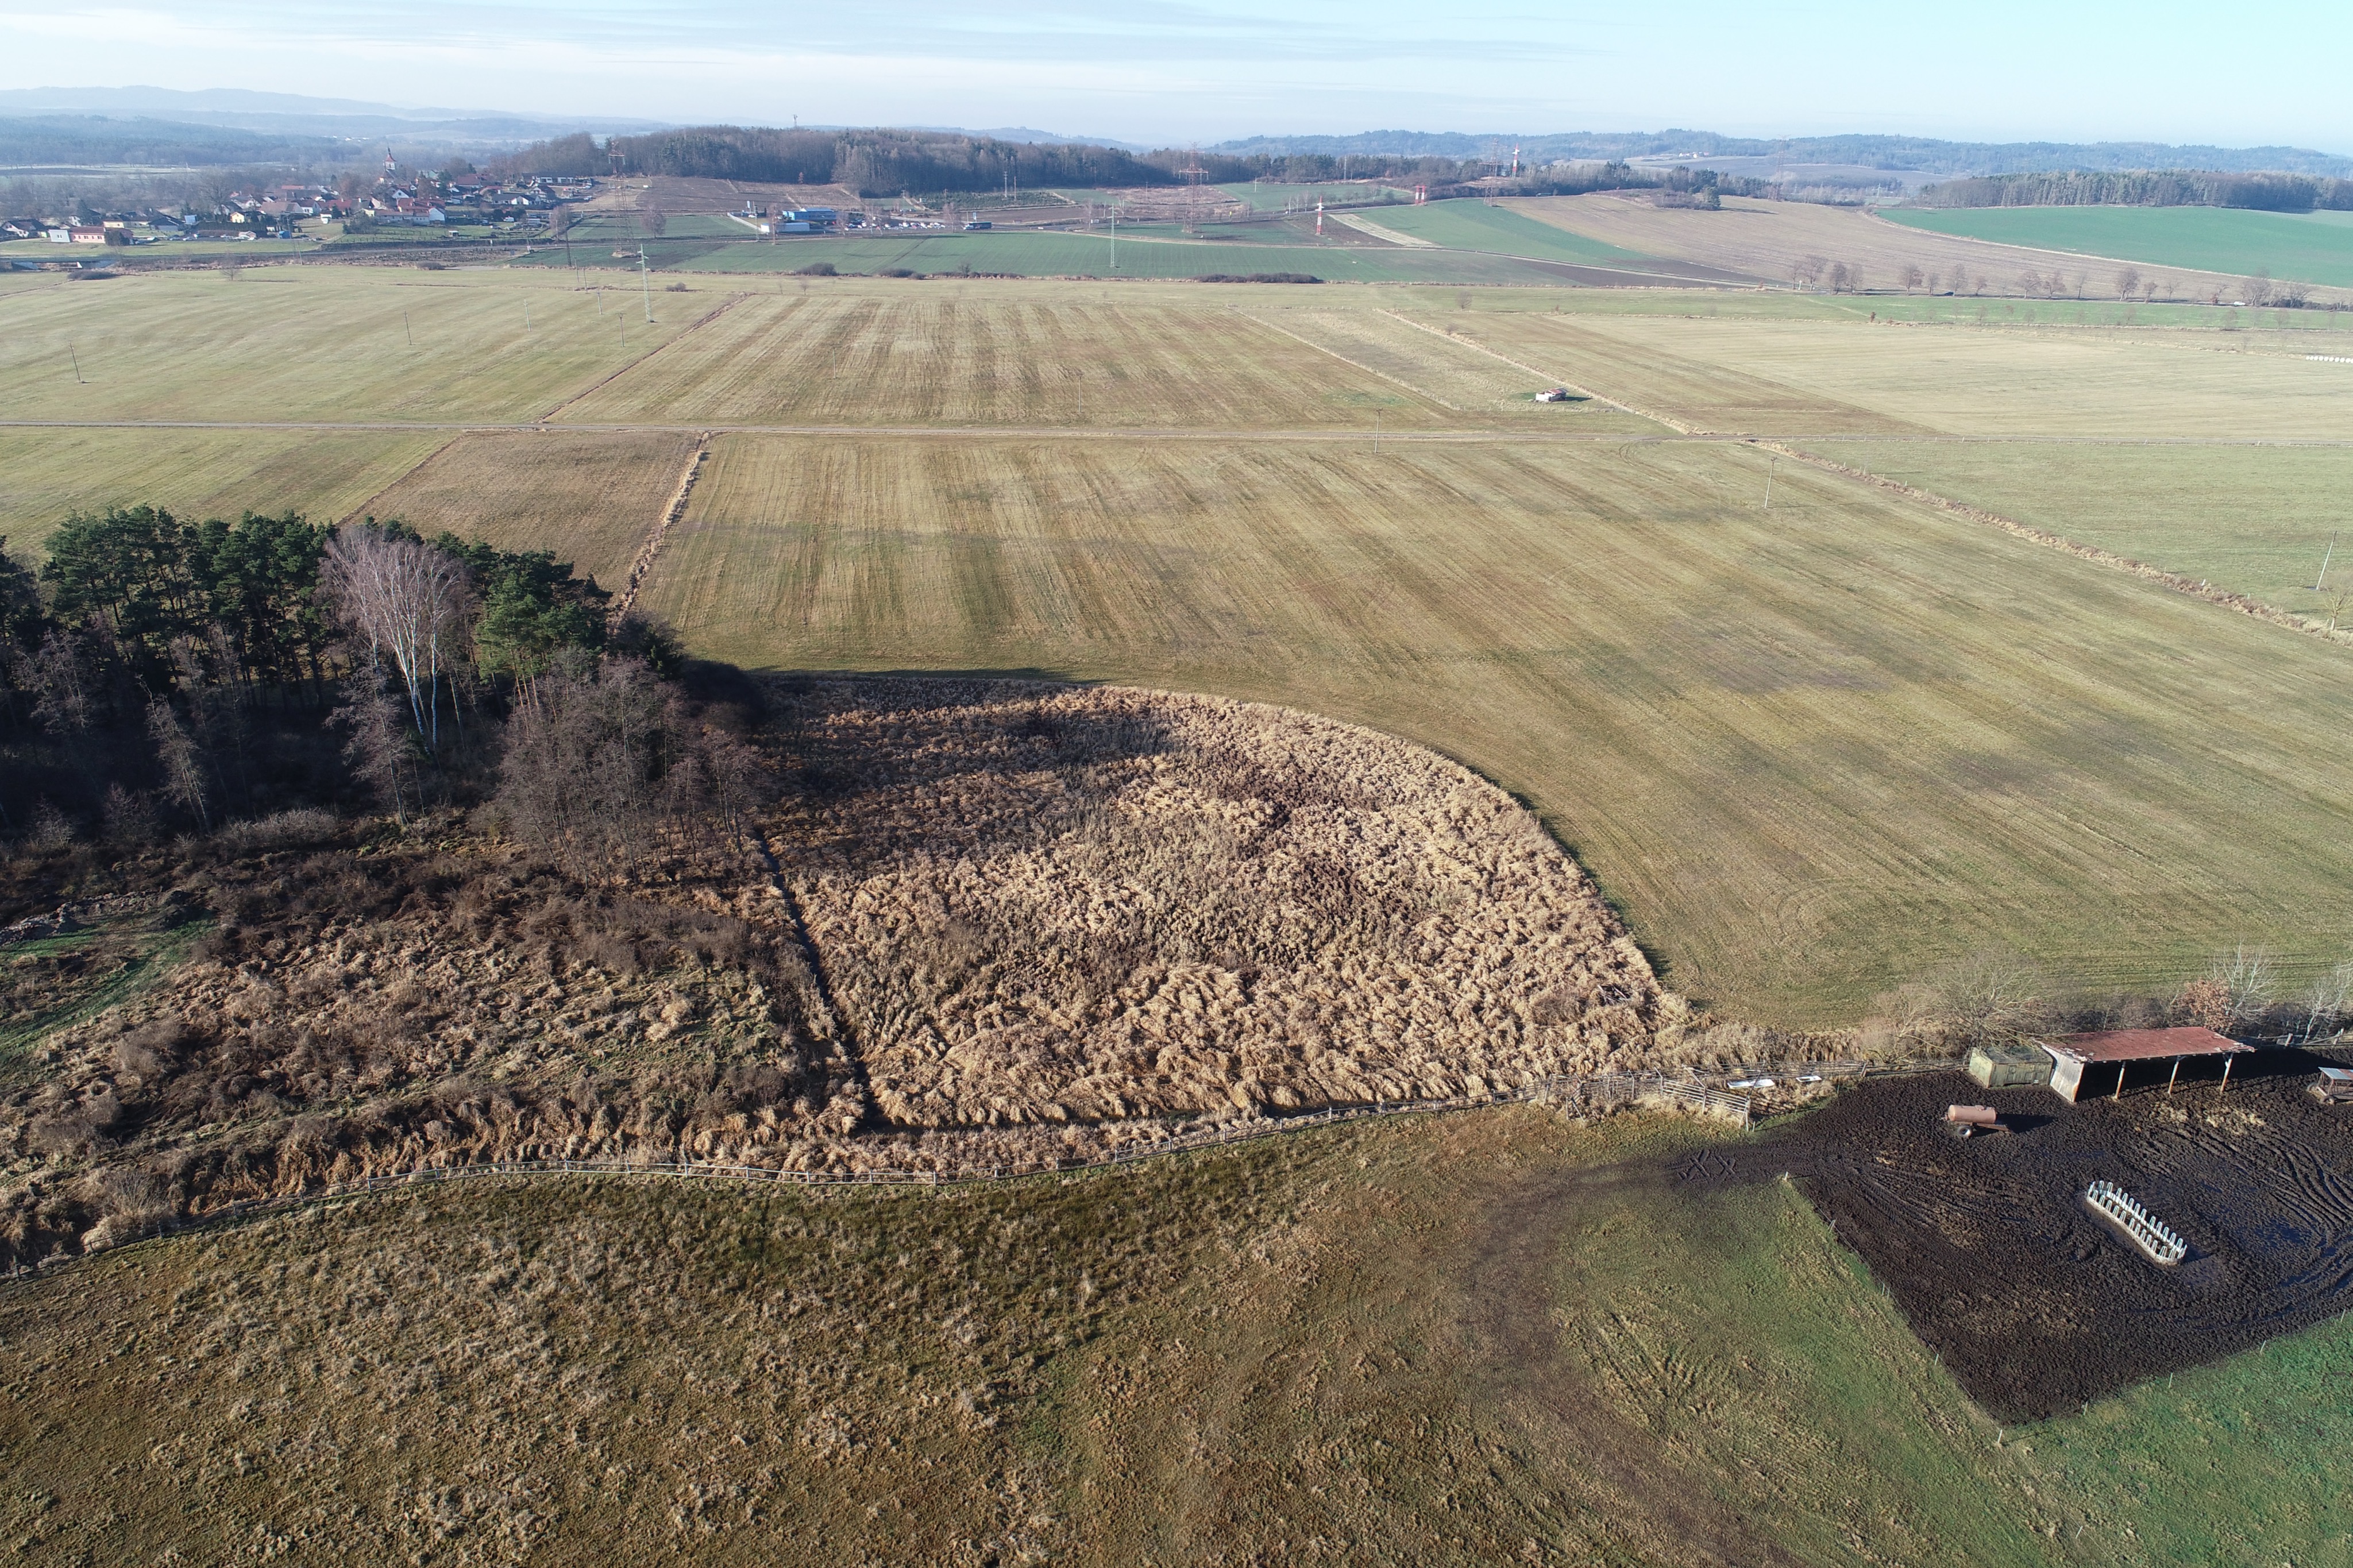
[777,680,1673,1127]
[1,678,1674,1265]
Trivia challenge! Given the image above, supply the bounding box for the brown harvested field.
[554,290,1482,430]
[1506,192,2345,304]
[347,428,702,587]
[0,427,446,556]
[1698,1060,2353,1420]
[783,680,1670,1127]
[643,432,2353,1026]
[1468,306,2353,437]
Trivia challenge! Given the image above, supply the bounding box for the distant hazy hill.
[1208,129,2353,179]
[0,114,352,168]
[0,87,666,150]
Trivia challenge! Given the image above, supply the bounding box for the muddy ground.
[1685,1055,2353,1420]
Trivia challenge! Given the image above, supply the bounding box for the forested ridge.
[1916,168,2353,212]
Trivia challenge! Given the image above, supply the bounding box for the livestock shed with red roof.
[2039,1026,2251,1102]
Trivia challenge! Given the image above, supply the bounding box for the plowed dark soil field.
[1685,1059,2353,1420]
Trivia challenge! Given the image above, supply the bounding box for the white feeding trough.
[2084,1179,2188,1265]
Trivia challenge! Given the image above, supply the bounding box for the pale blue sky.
[0,0,2345,150]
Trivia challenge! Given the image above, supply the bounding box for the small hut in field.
[2039,1026,2250,1102]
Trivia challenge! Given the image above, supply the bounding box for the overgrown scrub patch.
[778,679,1673,1126]
[0,676,1682,1266]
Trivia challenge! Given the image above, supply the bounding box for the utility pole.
[68,343,83,384]
[639,247,653,322]
[1108,203,1116,271]
[1764,454,1776,511]
[404,311,413,347]
[2315,530,2337,592]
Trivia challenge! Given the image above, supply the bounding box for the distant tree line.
[0,507,721,862]
[1916,168,2353,213]
[496,126,1183,195]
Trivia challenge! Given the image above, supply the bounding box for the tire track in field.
[535,291,753,422]
[1762,441,2353,651]
[1380,310,1687,429]
[1229,309,1464,410]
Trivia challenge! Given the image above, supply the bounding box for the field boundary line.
[337,431,466,527]
[4,1056,1982,1283]
[610,432,712,625]
[1230,310,1464,409]
[1378,311,1689,430]
[1765,441,2353,649]
[535,291,752,422]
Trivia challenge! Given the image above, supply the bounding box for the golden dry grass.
[1484,307,2353,437]
[782,681,1666,1128]
[3,679,1668,1265]
[347,428,703,587]
[0,427,445,556]
[1507,193,2342,304]
[646,432,2353,1026]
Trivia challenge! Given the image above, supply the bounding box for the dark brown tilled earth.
[1681,1058,2353,1420]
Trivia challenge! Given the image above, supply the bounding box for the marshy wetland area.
[3,218,2352,1564]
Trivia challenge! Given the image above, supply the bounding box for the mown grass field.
[0,268,698,424]
[349,428,703,586]
[1484,307,2353,436]
[0,426,446,555]
[551,289,1590,431]
[1355,199,1675,269]
[1797,439,2353,621]
[649,230,1579,284]
[1885,205,2353,290]
[2,1106,2339,1564]
[643,430,2353,1024]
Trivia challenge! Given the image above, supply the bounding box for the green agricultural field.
[1884,205,2353,290]
[653,229,1572,284]
[3,1106,2338,1564]
[643,428,2353,1023]
[1216,180,1421,212]
[0,426,446,555]
[1353,199,1672,269]
[1797,439,2353,622]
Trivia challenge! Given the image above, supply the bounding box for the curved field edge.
[640,431,2353,1026]
[2,1104,2339,1565]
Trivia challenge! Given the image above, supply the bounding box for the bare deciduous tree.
[323,527,472,751]
[146,697,210,832]
[330,671,419,824]
[2115,266,2142,300]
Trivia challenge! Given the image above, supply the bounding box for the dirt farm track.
[1689,1061,2353,1420]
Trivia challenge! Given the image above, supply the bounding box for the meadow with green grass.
[1884,204,2353,289]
